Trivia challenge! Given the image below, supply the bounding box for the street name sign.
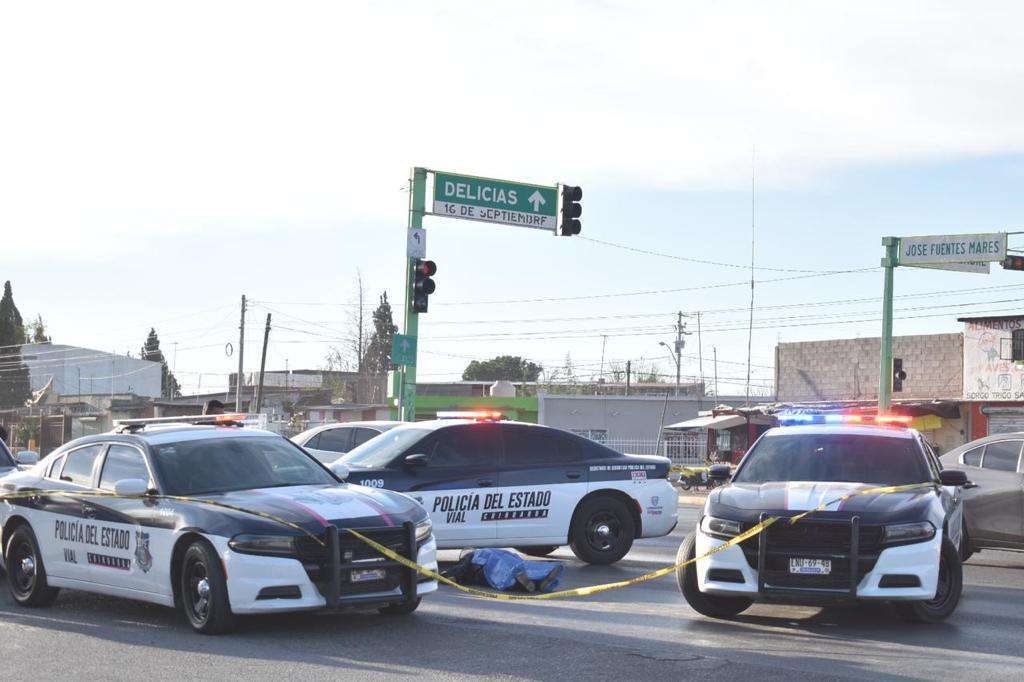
[407,227,426,258]
[431,170,558,231]
[391,333,417,367]
[898,233,1006,267]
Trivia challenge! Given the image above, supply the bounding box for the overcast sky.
[3,1,1024,396]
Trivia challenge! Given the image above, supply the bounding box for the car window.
[341,428,432,468]
[351,427,380,448]
[99,445,150,491]
[304,433,322,449]
[982,440,1022,472]
[60,445,104,486]
[46,454,67,479]
[962,446,983,467]
[921,440,942,480]
[317,428,353,453]
[151,436,336,496]
[0,441,14,467]
[734,434,930,485]
[428,425,498,467]
[503,426,580,466]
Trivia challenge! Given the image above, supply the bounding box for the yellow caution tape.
[349,481,935,601]
[0,481,935,602]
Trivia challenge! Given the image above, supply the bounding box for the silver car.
[291,421,401,463]
[940,434,1024,557]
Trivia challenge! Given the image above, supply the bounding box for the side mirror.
[708,464,732,481]
[403,453,429,469]
[330,461,350,480]
[15,451,39,466]
[113,479,149,496]
[939,469,969,487]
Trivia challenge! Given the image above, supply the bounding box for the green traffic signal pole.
[399,167,428,422]
[878,236,900,413]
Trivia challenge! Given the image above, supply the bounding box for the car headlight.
[700,515,743,539]
[882,521,936,546]
[415,518,433,543]
[228,534,298,556]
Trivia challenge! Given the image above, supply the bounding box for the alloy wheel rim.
[12,542,36,594]
[186,560,211,622]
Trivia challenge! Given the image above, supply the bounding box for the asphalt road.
[1,505,1022,680]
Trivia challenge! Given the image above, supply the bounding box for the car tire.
[568,496,635,565]
[179,539,236,634]
[895,537,962,624]
[959,527,974,563]
[378,597,422,615]
[514,546,559,557]
[5,524,59,607]
[676,532,752,619]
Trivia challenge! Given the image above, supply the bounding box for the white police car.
[0,415,437,634]
[678,414,968,622]
[334,414,679,564]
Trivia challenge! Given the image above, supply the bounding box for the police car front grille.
[296,527,413,598]
[295,527,408,563]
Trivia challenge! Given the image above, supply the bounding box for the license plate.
[351,568,386,583]
[788,558,831,575]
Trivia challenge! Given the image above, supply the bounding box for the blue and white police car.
[0,415,437,634]
[334,413,679,565]
[678,414,968,623]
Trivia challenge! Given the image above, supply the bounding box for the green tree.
[0,281,30,408]
[462,355,542,382]
[363,292,398,375]
[141,328,181,399]
[24,314,50,344]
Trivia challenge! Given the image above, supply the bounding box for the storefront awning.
[664,414,747,431]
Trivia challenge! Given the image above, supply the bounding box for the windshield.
[151,436,337,496]
[0,440,13,467]
[340,428,431,468]
[734,433,931,486]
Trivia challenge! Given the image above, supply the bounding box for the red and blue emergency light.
[776,412,912,427]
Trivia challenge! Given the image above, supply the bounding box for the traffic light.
[1002,255,1024,270]
[892,358,907,393]
[559,185,582,236]
[412,259,436,313]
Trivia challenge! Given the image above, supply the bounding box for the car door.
[86,443,167,593]
[406,424,499,543]
[44,443,105,582]
[496,424,586,543]
[922,439,963,550]
[305,427,353,463]
[970,440,1024,545]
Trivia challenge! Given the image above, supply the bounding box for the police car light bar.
[435,411,505,421]
[113,413,249,432]
[776,412,912,427]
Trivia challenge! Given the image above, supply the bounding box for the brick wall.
[776,333,963,402]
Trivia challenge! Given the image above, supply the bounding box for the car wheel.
[676,532,752,619]
[5,524,59,607]
[959,527,974,563]
[680,481,693,491]
[895,538,963,624]
[180,540,235,634]
[569,496,635,565]
[514,546,559,557]
[378,597,421,615]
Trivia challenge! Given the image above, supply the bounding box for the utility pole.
[625,360,631,396]
[400,167,427,422]
[878,237,899,413]
[599,335,608,385]
[236,294,246,412]
[696,311,704,408]
[255,313,271,413]
[713,346,719,401]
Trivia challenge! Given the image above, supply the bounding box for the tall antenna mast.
[745,146,756,405]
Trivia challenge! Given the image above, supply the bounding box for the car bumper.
[694,526,941,602]
[211,535,439,615]
[639,481,679,538]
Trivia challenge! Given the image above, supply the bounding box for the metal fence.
[601,434,707,467]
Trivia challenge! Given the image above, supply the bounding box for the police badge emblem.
[135,530,153,573]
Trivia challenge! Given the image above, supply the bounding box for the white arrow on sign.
[528,190,545,212]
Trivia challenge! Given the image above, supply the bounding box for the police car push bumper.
[695,524,942,601]
[215,534,438,614]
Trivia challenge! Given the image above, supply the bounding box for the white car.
[336,417,679,564]
[678,417,968,623]
[292,421,401,463]
[0,416,437,634]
